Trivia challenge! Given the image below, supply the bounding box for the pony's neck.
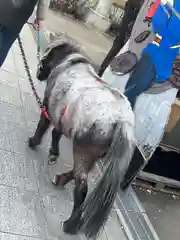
[53,46,79,69]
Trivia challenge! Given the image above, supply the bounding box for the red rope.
[41,106,50,120]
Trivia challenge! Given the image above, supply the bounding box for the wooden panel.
[166,102,180,133]
[113,0,126,9]
[135,171,180,195]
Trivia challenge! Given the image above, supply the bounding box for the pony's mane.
[46,33,93,64]
[50,33,80,51]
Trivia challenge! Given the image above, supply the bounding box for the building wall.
[85,0,126,31]
[95,0,125,16]
[113,0,126,9]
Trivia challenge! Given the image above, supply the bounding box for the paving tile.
[25,55,38,73]
[1,58,17,74]
[0,101,26,128]
[0,69,19,89]
[12,41,22,55]
[20,25,37,47]
[0,149,37,191]
[14,57,30,79]
[0,232,43,240]
[21,91,40,113]
[13,56,37,82]
[13,46,38,81]
[0,83,22,108]
[78,234,89,240]
[24,108,40,129]
[59,233,81,240]
[41,192,74,239]
[4,50,14,62]
[0,121,30,154]
[18,76,46,99]
[95,230,108,240]
[103,211,127,240]
[0,185,46,238]
[49,234,81,240]
[19,76,34,94]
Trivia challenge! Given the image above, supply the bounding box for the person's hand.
[33,18,44,29]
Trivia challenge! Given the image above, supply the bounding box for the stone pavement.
[135,186,180,240]
[0,24,127,240]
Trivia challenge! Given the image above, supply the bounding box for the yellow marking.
[170,44,180,49]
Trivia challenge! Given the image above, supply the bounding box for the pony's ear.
[49,33,55,42]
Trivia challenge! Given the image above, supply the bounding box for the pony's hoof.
[63,220,78,235]
[52,175,60,186]
[48,154,58,165]
[28,137,38,149]
[52,175,67,187]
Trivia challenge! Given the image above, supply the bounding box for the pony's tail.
[79,121,135,238]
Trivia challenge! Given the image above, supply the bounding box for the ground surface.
[134,186,180,240]
[0,23,127,240]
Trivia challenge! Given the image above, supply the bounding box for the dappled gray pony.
[28,35,135,238]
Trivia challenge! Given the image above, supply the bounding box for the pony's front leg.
[48,128,62,165]
[28,112,50,149]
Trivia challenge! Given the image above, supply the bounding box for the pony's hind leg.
[28,112,50,149]
[50,127,74,185]
[48,128,62,165]
[63,145,103,235]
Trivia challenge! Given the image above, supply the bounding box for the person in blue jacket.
[125,0,180,108]
[121,0,180,190]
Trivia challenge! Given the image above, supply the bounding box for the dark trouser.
[0,24,18,67]
[98,0,144,77]
[125,53,156,108]
[98,35,125,77]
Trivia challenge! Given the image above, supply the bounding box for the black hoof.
[63,219,78,235]
[28,137,38,149]
[52,175,60,186]
[120,179,132,191]
[52,174,69,187]
[48,154,58,165]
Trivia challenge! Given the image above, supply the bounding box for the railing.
[105,3,124,36]
[49,0,97,19]
[108,3,124,24]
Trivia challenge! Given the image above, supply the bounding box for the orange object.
[166,103,180,132]
[145,0,161,19]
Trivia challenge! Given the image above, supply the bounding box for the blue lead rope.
[124,84,136,94]
[36,25,41,63]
